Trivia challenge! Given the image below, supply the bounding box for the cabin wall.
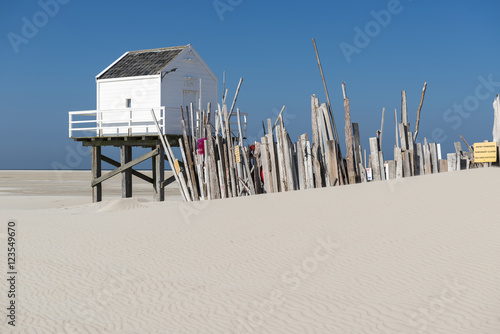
[160,49,218,135]
[97,75,161,135]
[98,75,161,110]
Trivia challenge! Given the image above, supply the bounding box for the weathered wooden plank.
[352,122,363,178]
[260,136,271,193]
[267,132,279,193]
[380,107,385,149]
[298,134,309,189]
[304,140,314,189]
[371,152,381,181]
[369,137,379,155]
[494,95,500,148]
[253,142,262,194]
[439,159,448,173]
[408,149,415,176]
[204,139,211,200]
[395,147,403,179]
[326,140,339,186]
[205,122,220,199]
[447,153,457,171]
[224,105,237,197]
[178,138,194,201]
[415,143,423,176]
[196,162,206,200]
[296,141,305,190]
[424,140,432,175]
[454,141,463,171]
[414,82,427,142]
[388,160,396,180]
[241,146,256,195]
[217,160,226,198]
[399,123,407,151]
[215,134,227,198]
[358,163,367,183]
[181,118,199,201]
[430,143,439,174]
[343,95,356,184]
[316,104,330,186]
[401,90,408,125]
[320,103,334,141]
[378,151,386,181]
[275,123,287,191]
[402,150,411,178]
[311,95,322,188]
[283,127,295,191]
[394,108,399,148]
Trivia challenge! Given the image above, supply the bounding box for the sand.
[0,168,499,333]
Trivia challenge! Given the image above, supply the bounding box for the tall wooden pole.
[342,82,356,184]
[394,108,399,148]
[312,38,340,146]
[414,82,427,142]
[380,107,385,149]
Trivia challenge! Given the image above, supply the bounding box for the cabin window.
[125,98,131,108]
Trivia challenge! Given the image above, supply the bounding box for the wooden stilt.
[153,144,164,201]
[91,146,102,203]
[121,145,132,198]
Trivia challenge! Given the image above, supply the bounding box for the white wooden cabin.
[69,45,218,137]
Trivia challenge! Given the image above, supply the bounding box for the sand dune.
[0,168,499,333]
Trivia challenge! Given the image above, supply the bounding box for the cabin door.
[182,90,198,112]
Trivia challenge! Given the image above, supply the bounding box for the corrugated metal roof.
[97,45,188,80]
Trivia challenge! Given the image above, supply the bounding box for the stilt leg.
[92,146,102,203]
[121,145,132,198]
[154,143,165,201]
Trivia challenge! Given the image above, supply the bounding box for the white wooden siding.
[98,75,161,110]
[98,76,161,135]
[160,48,218,135]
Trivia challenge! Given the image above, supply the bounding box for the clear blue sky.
[1,0,499,169]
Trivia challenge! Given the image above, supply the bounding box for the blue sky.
[1,0,499,169]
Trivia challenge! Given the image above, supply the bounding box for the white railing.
[68,107,165,138]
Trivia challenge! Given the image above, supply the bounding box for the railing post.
[98,110,102,137]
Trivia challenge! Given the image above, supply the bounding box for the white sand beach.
[0,168,499,333]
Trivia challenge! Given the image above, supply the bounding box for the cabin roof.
[97,45,188,80]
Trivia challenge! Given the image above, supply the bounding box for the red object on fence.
[197,138,207,155]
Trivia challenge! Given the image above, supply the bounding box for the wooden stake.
[311,95,322,188]
[228,77,243,118]
[342,83,356,185]
[401,90,408,125]
[394,108,399,148]
[312,38,340,146]
[414,82,427,142]
[380,107,385,148]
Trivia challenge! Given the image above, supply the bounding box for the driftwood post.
[311,95,323,188]
[342,82,356,184]
[380,107,385,149]
[394,108,399,148]
[401,90,408,125]
[414,82,427,142]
